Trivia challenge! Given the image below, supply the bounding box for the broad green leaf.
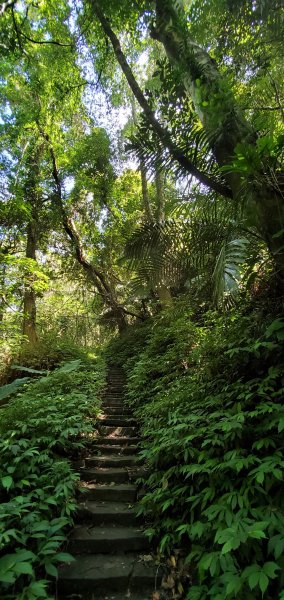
[1,475,13,490]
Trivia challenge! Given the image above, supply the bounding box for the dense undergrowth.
[0,350,105,600]
[107,298,284,600]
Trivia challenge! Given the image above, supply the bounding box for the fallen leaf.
[162,575,175,589]
[152,592,160,600]
[178,582,184,595]
[140,554,153,562]
[170,555,176,568]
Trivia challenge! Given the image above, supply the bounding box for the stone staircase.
[58,366,160,599]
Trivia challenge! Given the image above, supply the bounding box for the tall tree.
[88,0,284,279]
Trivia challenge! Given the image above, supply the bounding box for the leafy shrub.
[0,353,105,599]
[115,304,284,599]
[0,331,89,387]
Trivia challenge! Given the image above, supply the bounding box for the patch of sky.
[63,176,75,194]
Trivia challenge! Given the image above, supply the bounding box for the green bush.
[114,303,284,599]
[0,353,105,599]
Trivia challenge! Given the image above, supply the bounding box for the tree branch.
[90,0,232,199]
[20,30,73,48]
[37,126,137,328]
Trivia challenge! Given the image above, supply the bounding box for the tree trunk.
[152,0,284,277]
[155,167,165,222]
[23,219,38,345]
[140,162,153,221]
[156,283,172,307]
[130,97,154,221]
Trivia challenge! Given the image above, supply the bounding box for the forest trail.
[58,366,160,599]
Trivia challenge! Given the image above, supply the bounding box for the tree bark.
[155,167,165,222]
[131,97,154,221]
[156,283,172,307]
[23,219,38,344]
[140,163,153,221]
[152,0,284,277]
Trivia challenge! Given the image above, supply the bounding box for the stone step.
[97,437,141,446]
[99,426,138,437]
[78,483,137,502]
[98,417,137,427]
[102,406,133,415]
[76,500,138,525]
[58,553,159,596]
[102,399,126,406]
[103,398,125,403]
[105,388,125,392]
[68,525,150,554]
[94,444,139,455]
[85,455,137,468]
[105,385,125,390]
[81,467,143,484]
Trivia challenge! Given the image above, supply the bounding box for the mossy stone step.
[97,436,141,445]
[78,482,137,502]
[85,455,137,468]
[58,553,159,596]
[98,417,137,426]
[99,425,138,437]
[102,400,126,406]
[68,525,149,554]
[93,444,139,455]
[101,406,133,415]
[76,500,138,526]
[81,467,145,484]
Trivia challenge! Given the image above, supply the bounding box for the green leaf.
[44,561,58,577]
[14,562,34,575]
[248,570,261,590]
[56,360,81,374]
[259,572,269,595]
[11,365,48,374]
[263,562,280,579]
[1,475,13,490]
[54,552,75,562]
[0,378,29,403]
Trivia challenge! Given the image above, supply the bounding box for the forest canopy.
[0,0,283,351]
[0,1,284,600]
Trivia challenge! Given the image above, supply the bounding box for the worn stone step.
[86,455,137,468]
[102,399,125,406]
[58,553,160,596]
[78,483,137,502]
[98,417,137,426]
[81,467,144,484]
[97,437,141,446]
[99,425,138,437]
[68,525,150,554]
[103,396,124,408]
[105,386,125,390]
[102,406,133,415]
[76,500,138,525]
[94,444,139,455]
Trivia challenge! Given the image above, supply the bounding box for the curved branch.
[90,0,232,199]
[20,30,73,48]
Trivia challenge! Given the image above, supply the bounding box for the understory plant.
[112,300,284,599]
[0,353,105,599]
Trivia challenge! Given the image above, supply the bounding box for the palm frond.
[122,205,262,306]
[213,237,249,305]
